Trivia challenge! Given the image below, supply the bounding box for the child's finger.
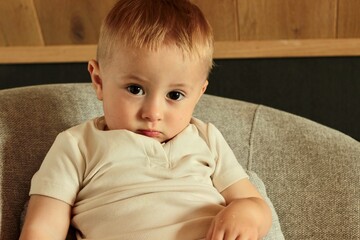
[205,220,215,240]
[206,221,228,240]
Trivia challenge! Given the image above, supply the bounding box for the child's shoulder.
[190,117,221,133]
[59,117,102,138]
[190,117,224,144]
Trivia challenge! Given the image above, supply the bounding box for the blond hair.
[97,0,213,71]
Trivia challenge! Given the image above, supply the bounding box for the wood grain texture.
[191,0,239,41]
[0,0,44,46]
[337,0,360,38]
[237,0,338,40]
[213,39,360,58]
[1,0,360,61]
[33,0,117,45]
[0,45,96,63]
[2,39,360,64]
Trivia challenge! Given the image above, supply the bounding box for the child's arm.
[206,178,272,240]
[19,195,71,240]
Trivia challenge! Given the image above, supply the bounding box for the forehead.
[102,45,209,80]
[100,40,211,70]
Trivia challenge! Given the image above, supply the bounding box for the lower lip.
[138,130,161,138]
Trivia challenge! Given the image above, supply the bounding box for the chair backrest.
[1,83,359,239]
[0,84,102,239]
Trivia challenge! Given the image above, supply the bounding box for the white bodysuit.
[30,117,248,240]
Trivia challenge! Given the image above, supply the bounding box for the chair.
[1,83,359,239]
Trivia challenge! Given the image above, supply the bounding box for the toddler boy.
[20,1,272,239]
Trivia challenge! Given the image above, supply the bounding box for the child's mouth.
[137,129,161,138]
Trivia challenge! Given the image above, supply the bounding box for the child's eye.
[127,85,144,95]
[167,91,185,101]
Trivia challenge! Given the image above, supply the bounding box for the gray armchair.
[0,83,359,239]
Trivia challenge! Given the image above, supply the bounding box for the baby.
[20,0,272,239]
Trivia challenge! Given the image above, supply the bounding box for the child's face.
[89,45,208,143]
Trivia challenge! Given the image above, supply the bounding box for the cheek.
[104,102,137,130]
[103,95,133,120]
[115,101,137,117]
[172,103,196,122]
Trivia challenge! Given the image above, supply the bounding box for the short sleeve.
[30,131,85,205]
[191,117,249,192]
[207,123,248,192]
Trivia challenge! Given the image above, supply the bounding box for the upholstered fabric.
[1,83,359,239]
[247,171,284,240]
[0,84,103,240]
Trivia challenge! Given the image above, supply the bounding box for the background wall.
[1,57,359,142]
[1,0,360,46]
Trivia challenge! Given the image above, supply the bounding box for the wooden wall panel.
[1,0,360,62]
[33,0,117,45]
[337,0,360,38]
[0,0,44,46]
[191,0,239,41]
[237,0,338,40]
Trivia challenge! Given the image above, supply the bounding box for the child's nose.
[141,97,163,122]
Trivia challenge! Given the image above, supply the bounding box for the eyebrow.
[123,74,146,81]
[122,74,192,88]
[116,74,149,85]
[168,83,193,90]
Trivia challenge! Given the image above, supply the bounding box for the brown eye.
[127,85,144,95]
[167,91,184,101]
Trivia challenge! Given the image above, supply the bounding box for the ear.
[88,60,103,101]
[197,80,208,102]
[201,80,209,94]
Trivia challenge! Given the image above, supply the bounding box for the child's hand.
[206,179,272,240]
[206,197,265,240]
